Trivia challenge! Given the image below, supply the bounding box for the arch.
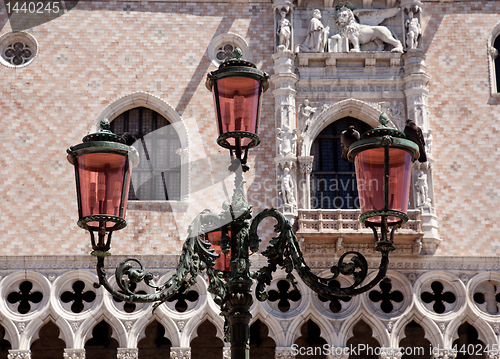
[133,313,179,348]
[93,92,190,201]
[339,307,390,347]
[286,313,334,347]
[183,314,225,348]
[79,315,126,348]
[0,316,19,349]
[446,317,497,349]
[301,98,397,157]
[250,313,285,348]
[394,313,443,349]
[487,21,500,96]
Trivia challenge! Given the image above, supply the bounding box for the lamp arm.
[250,208,390,300]
[93,211,226,310]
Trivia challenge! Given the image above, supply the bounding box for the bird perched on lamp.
[340,125,360,162]
[404,119,427,162]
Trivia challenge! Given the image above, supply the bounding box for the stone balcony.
[296,209,424,256]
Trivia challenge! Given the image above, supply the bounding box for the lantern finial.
[100,118,111,131]
[230,48,243,61]
[379,113,389,126]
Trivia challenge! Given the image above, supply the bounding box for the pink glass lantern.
[206,230,231,272]
[67,119,139,234]
[206,49,269,159]
[348,119,419,227]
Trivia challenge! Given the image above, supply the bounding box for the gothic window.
[310,117,371,209]
[494,35,500,93]
[110,107,181,201]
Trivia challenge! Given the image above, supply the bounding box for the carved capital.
[433,349,457,359]
[8,350,31,359]
[276,347,296,358]
[170,348,191,359]
[298,156,314,174]
[488,46,498,59]
[117,348,138,359]
[63,349,86,359]
[380,347,402,359]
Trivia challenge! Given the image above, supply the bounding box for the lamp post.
[67,51,419,359]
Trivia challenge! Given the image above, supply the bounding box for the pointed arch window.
[310,117,371,209]
[110,107,181,201]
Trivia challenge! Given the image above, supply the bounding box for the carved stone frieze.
[380,347,403,359]
[275,347,296,359]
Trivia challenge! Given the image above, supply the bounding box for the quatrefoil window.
[0,32,38,68]
[4,42,32,65]
[473,281,500,315]
[166,290,199,312]
[216,44,235,62]
[318,280,351,313]
[421,281,456,314]
[369,279,403,313]
[61,281,96,313]
[7,281,43,314]
[268,280,301,312]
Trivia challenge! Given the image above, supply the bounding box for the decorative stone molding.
[117,348,138,359]
[206,33,249,66]
[328,347,349,359]
[223,347,230,359]
[8,350,31,359]
[63,349,85,359]
[170,348,191,359]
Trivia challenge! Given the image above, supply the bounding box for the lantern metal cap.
[361,113,405,140]
[347,113,419,162]
[205,49,269,92]
[82,119,125,144]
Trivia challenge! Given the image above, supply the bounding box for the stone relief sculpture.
[277,6,292,51]
[298,99,316,132]
[425,129,433,155]
[281,167,297,207]
[277,124,297,156]
[382,100,405,130]
[298,9,329,53]
[415,170,430,207]
[405,7,421,50]
[331,5,403,53]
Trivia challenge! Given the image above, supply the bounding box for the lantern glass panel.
[206,231,231,272]
[212,76,261,147]
[355,147,412,223]
[78,152,131,229]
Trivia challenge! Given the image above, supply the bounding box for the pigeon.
[340,125,360,162]
[404,120,427,162]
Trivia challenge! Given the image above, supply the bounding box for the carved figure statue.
[387,100,405,130]
[281,167,296,206]
[299,99,316,131]
[277,124,297,156]
[405,10,421,49]
[299,9,329,53]
[415,170,429,206]
[277,7,291,51]
[334,6,403,53]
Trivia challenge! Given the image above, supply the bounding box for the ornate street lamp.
[67,51,419,359]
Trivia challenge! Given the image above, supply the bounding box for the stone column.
[298,156,314,209]
[7,350,31,359]
[170,348,191,359]
[63,349,86,359]
[403,50,441,254]
[271,35,299,220]
[117,348,138,359]
[328,347,349,359]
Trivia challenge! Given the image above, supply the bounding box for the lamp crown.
[82,118,126,144]
[360,112,405,139]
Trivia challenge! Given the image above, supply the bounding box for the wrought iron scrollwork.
[93,209,227,311]
[251,208,390,301]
